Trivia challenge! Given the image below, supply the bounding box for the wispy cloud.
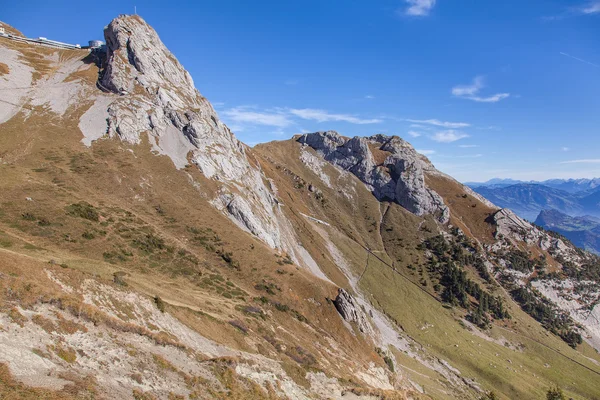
[562,147,570,152]
[559,52,600,68]
[459,144,479,148]
[560,159,600,164]
[543,1,600,21]
[451,76,510,103]
[365,95,375,100]
[417,149,436,155]
[579,1,600,14]
[408,131,422,137]
[406,118,471,128]
[403,0,436,16]
[290,108,382,124]
[431,130,469,143]
[457,153,483,158]
[222,106,292,128]
[284,79,299,85]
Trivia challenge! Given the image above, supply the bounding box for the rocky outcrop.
[298,131,450,223]
[490,208,581,262]
[81,15,285,249]
[333,288,372,334]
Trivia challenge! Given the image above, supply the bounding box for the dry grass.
[0,62,9,75]
[425,173,497,243]
[0,363,94,400]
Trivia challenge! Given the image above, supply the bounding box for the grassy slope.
[256,139,600,400]
[0,40,412,398]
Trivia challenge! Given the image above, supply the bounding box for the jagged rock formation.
[83,15,284,249]
[490,208,580,261]
[333,288,372,334]
[297,131,450,223]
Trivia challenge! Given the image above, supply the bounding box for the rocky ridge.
[81,15,288,250]
[297,131,450,223]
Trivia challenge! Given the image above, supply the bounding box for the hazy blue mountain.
[465,178,524,188]
[540,178,600,194]
[473,184,584,221]
[467,178,600,194]
[535,209,600,255]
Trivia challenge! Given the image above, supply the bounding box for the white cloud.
[459,144,479,148]
[451,76,510,103]
[431,130,469,143]
[580,1,600,14]
[417,149,436,155]
[365,95,375,99]
[404,0,436,16]
[289,108,382,124]
[452,76,484,97]
[222,107,292,128]
[468,93,511,103]
[408,131,421,137]
[406,118,471,128]
[560,159,600,164]
[457,153,483,158]
[562,147,570,152]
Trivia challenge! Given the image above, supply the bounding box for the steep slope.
[0,17,426,400]
[1,15,600,400]
[255,135,600,400]
[535,209,600,255]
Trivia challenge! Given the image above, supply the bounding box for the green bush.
[66,202,99,222]
[154,296,166,313]
[546,386,566,400]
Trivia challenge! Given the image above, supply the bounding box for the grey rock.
[333,288,372,334]
[95,15,283,249]
[491,208,580,263]
[298,131,450,223]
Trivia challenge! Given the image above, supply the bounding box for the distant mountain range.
[467,178,600,254]
[535,210,600,255]
[466,178,600,194]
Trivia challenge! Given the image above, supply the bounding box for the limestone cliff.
[297,131,450,223]
[82,15,284,249]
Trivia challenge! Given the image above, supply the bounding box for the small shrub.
[228,320,248,334]
[82,231,95,240]
[21,212,37,221]
[113,271,128,286]
[66,202,99,221]
[134,233,166,254]
[53,344,77,363]
[154,296,166,313]
[37,218,51,226]
[383,355,394,372]
[273,302,290,312]
[546,386,566,400]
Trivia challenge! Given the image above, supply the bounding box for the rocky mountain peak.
[79,15,288,249]
[298,131,449,223]
[101,15,197,106]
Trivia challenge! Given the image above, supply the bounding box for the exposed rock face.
[333,288,372,334]
[490,208,580,262]
[298,131,450,223]
[83,15,284,249]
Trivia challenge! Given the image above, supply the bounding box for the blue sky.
[3,0,600,182]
